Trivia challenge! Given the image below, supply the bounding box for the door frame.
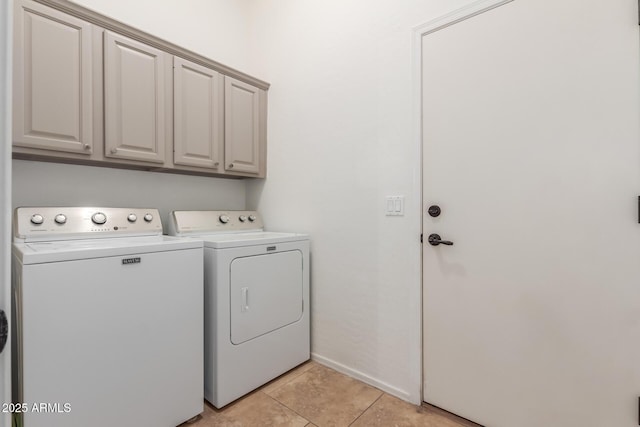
[0,0,12,424]
[412,0,514,404]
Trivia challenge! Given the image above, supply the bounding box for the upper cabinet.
[12,0,269,179]
[173,57,223,170]
[104,31,166,164]
[224,77,264,175]
[13,0,94,155]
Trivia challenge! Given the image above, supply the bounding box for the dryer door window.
[230,250,303,344]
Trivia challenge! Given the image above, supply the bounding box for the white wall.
[71,0,253,72]
[12,0,254,228]
[13,160,245,231]
[245,0,479,403]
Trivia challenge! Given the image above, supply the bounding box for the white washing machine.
[167,210,310,408]
[12,207,204,427]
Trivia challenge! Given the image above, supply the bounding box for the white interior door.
[422,1,640,426]
[1,1,12,426]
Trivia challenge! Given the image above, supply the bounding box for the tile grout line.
[263,363,318,395]
[259,391,314,426]
[347,391,385,426]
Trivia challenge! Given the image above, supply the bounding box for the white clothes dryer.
[168,210,310,408]
[12,207,204,427]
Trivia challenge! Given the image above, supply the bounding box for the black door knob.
[0,310,7,355]
[428,233,453,246]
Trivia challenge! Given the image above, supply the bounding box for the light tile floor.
[181,361,475,427]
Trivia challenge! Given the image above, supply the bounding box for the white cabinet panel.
[13,0,93,154]
[104,31,165,164]
[173,57,222,169]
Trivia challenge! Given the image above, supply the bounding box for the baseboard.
[311,352,414,403]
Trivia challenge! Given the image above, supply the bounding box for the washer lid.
[13,235,203,264]
[197,231,308,249]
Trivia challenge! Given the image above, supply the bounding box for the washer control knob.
[238,215,247,222]
[143,213,153,223]
[30,214,44,225]
[127,214,137,223]
[92,212,107,225]
[54,214,67,225]
[248,214,257,222]
[219,214,230,224]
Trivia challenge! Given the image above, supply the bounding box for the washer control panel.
[170,210,264,235]
[14,207,163,242]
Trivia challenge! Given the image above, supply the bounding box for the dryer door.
[230,250,303,344]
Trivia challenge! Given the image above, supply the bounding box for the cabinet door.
[13,0,93,154]
[224,77,262,175]
[104,31,165,164]
[173,57,223,169]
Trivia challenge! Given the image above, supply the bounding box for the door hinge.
[420,233,423,243]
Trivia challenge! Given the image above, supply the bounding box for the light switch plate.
[385,196,404,216]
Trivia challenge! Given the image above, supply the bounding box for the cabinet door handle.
[83,144,91,150]
[111,148,118,154]
[228,163,234,169]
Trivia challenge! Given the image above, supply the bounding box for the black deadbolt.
[428,205,441,217]
[0,310,7,355]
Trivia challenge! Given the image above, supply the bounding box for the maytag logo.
[122,257,141,265]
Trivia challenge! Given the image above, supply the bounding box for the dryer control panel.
[13,207,163,242]
[169,210,264,235]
